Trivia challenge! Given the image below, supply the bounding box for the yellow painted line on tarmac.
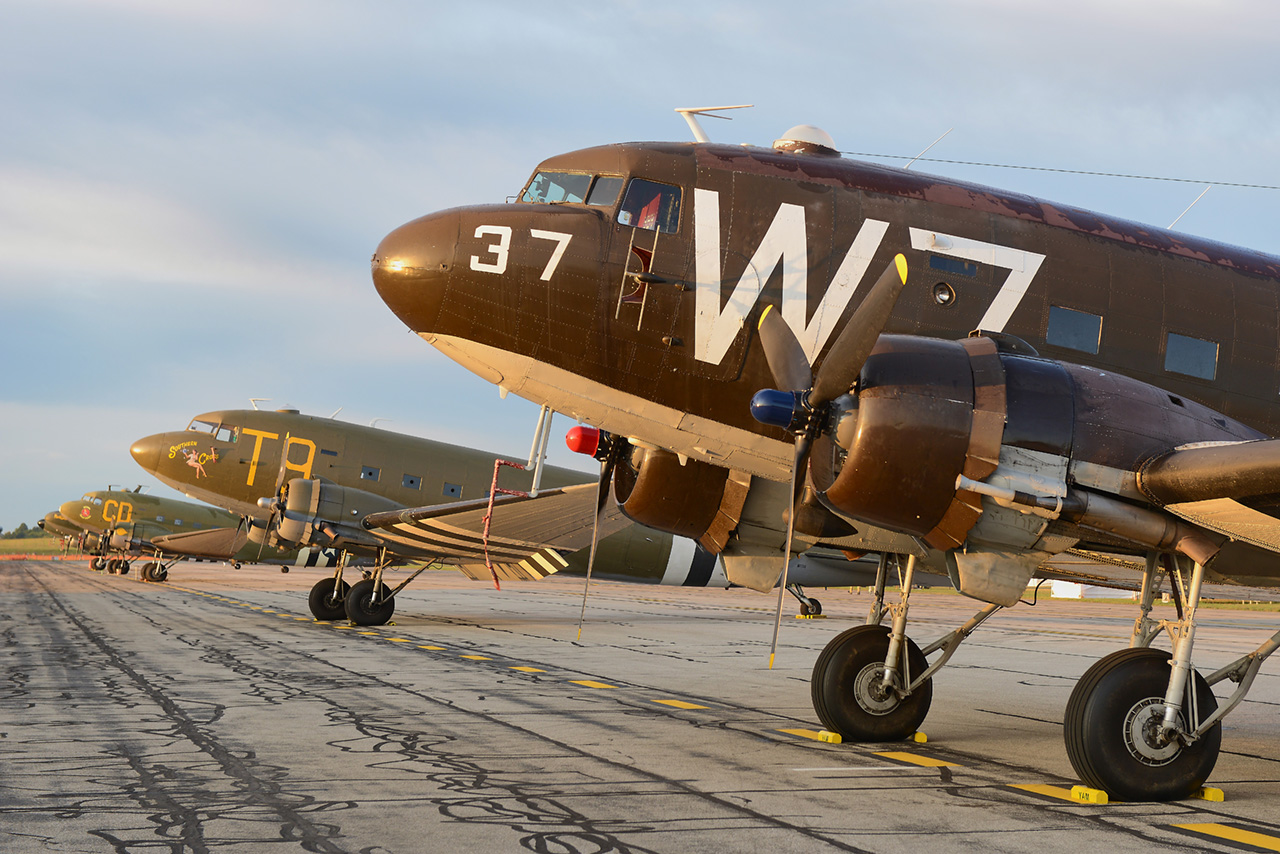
[1174,823,1280,851]
[511,666,545,673]
[388,638,411,643]
[294,617,311,621]
[334,625,355,630]
[570,680,617,689]
[874,751,959,768]
[419,645,446,650]
[357,631,380,636]
[460,655,492,661]
[654,699,708,710]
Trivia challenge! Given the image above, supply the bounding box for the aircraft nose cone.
[130,434,163,473]
[371,211,457,335]
[59,500,86,522]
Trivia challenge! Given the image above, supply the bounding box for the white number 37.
[469,225,572,281]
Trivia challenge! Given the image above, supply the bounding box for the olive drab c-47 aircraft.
[371,115,1280,801]
[59,487,343,581]
[130,407,904,626]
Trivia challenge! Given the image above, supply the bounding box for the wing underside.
[362,483,628,581]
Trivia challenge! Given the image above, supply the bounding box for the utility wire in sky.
[841,152,1280,191]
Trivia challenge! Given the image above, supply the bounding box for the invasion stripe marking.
[874,752,959,768]
[654,699,708,710]
[570,680,617,689]
[1173,823,1280,851]
[378,525,536,559]
[383,523,543,557]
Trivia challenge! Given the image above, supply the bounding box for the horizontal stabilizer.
[1139,439,1280,504]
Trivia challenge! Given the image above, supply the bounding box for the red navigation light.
[565,425,600,457]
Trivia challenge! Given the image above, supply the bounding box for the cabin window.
[521,171,593,204]
[443,482,462,498]
[586,176,624,207]
[174,519,182,526]
[360,466,380,482]
[156,515,165,522]
[617,178,681,233]
[403,474,421,490]
[1165,332,1218,380]
[928,255,978,277]
[1046,306,1102,355]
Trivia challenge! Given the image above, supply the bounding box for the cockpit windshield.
[186,418,236,442]
[521,172,624,207]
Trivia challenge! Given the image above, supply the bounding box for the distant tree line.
[0,523,54,540]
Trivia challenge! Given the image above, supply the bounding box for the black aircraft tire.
[811,624,932,741]
[1064,647,1221,801]
[809,599,822,616]
[154,566,168,582]
[139,562,156,581]
[119,561,131,576]
[345,579,395,626]
[91,557,106,572]
[309,577,352,621]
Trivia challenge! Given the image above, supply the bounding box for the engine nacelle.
[274,479,400,549]
[613,446,748,553]
[816,335,990,551]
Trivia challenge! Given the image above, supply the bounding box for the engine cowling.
[613,446,748,553]
[274,479,400,549]
[813,335,996,551]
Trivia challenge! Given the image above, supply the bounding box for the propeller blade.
[810,254,908,405]
[767,432,812,669]
[757,304,813,392]
[576,438,626,640]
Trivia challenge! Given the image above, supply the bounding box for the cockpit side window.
[214,425,237,442]
[617,179,681,233]
[187,418,219,434]
[586,176,624,207]
[521,171,594,204]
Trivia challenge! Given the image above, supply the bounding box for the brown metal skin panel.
[822,336,973,540]
[1062,363,1263,474]
[373,141,1280,445]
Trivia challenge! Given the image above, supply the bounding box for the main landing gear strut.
[1064,552,1280,801]
[811,553,1001,742]
[306,550,439,626]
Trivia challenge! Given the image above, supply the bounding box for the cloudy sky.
[3,0,1280,531]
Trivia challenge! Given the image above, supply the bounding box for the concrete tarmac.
[4,559,1280,853]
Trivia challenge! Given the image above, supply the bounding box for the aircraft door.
[605,177,694,394]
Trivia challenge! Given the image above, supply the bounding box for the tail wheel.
[308,577,352,621]
[1064,647,1220,801]
[345,578,395,626]
[812,624,932,741]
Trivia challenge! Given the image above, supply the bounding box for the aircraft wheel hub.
[852,662,900,715]
[1124,698,1181,766]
